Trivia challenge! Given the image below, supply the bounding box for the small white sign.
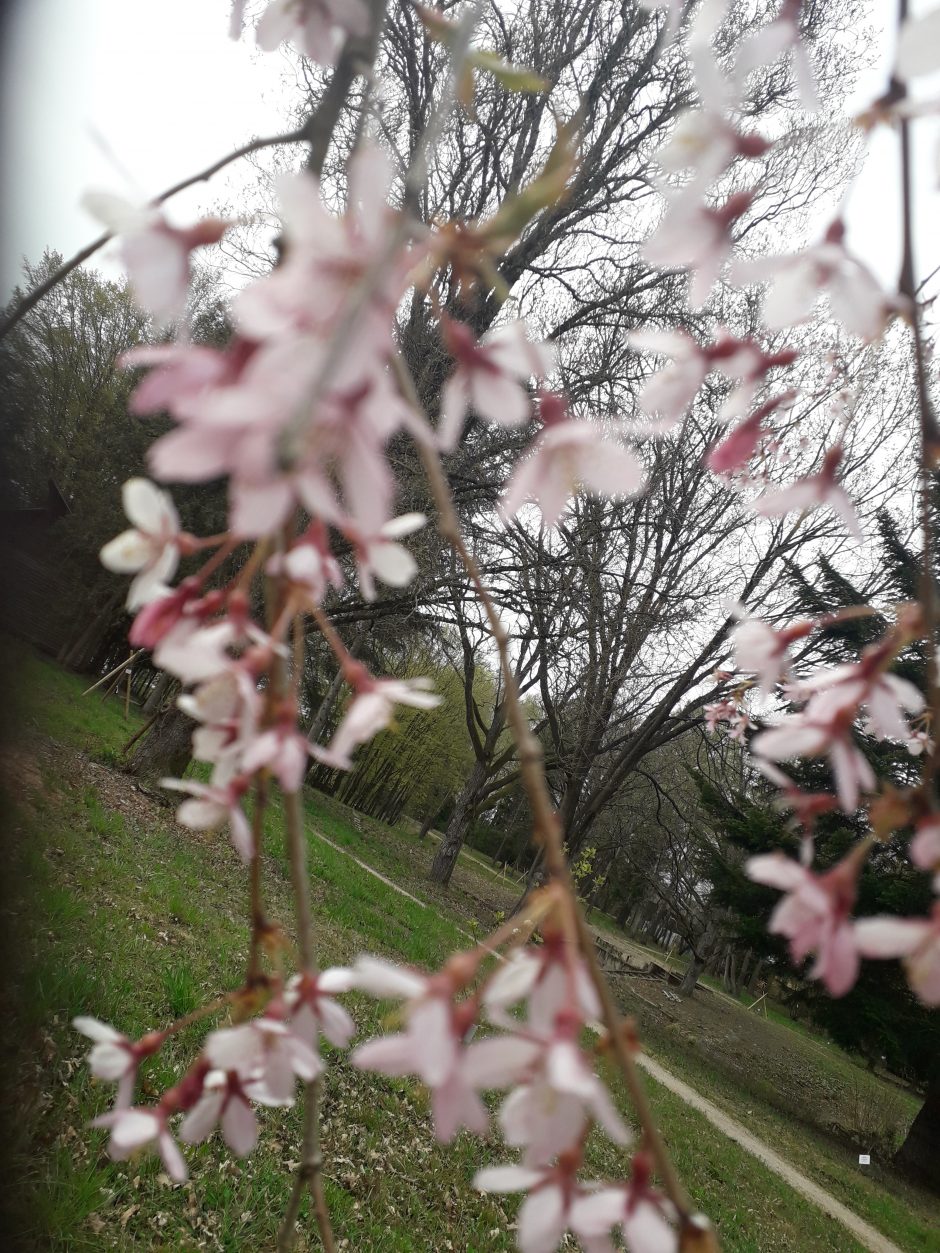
[858,1154,871,1166]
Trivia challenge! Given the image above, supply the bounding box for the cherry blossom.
[753,707,875,813]
[755,444,863,542]
[731,221,895,340]
[177,670,261,767]
[161,759,253,862]
[438,319,554,451]
[746,850,863,995]
[656,49,769,192]
[312,675,441,770]
[501,395,646,526]
[896,8,940,81]
[346,513,427,602]
[571,1153,678,1253]
[206,1014,322,1104]
[707,393,794,475]
[267,527,343,607]
[99,478,182,610]
[630,329,796,432]
[855,905,940,1006]
[179,1069,259,1156]
[92,1106,187,1182]
[153,619,238,685]
[350,956,491,1141]
[731,611,812,695]
[83,193,227,325]
[286,968,357,1051]
[73,1017,164,1110]
[254,0,369,65]
[475,1160,617,1253]
[642,188,752,309]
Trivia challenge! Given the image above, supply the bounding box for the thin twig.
[0,131,304,342]
[392,351,704,1237]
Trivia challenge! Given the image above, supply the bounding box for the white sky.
[1,0,938,300]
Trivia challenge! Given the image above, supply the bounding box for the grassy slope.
[2,647,935,1250]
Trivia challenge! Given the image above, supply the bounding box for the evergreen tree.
[700,509,940,1190]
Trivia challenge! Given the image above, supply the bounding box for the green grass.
[3,647,938,1250]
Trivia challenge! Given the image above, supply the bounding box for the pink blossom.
[286,968,357,1051]
[73,1017,164,1110]
[731,612,812,695]
[629,330,710,430]
[235,152,409,348]
[642,189,752,309]
[177,670,261,767]
[99,479,182,610]
[474,1161,617,1253]
[855,906,940,1006]
[483,941,600,1030]
[438,319,554,451]
[161,759,253,862]
[656,51,769,192]
[92,1106,187,1182]
[630,329,796,432]
[753,707,874,813]
[267,528,343,607]
[707,393,794,476]
[122,339,256,418]
[154,619,238,684]
[206,1015,322,1104]
[896,9,940,81]
[83,192,227,325]
[179,1069,259,1156]
[732,221,894,340]
[128,578,211,650]
[345,513,426,602]
[255,0,369,65]
[571,1153,677,1253]
[502,399,646,526]
[312,676,441,770]
[350,957,490,1141]
[747,851,863,995]
[755,445,863,543]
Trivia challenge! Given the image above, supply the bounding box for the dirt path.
[308,824,901,1253]
[636,1053,901,1253]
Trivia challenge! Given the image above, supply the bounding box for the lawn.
[2,643,937,1250]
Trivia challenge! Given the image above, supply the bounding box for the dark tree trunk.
[127,706,193,785]
[428,759,488,886]
[142,670,174,716]
[895,1074,940,1193]
[510,845,546,916]
[678,955,706,998]
[419,798,447,841]
[60,588,124,671]
[746,958,764,996]
[304,662,348,779]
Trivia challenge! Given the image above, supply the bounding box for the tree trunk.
[304,663,348,779]
[428,760,488,886]
[678,955,706,998]
[127,706,193,785]
[142,670,174,716]
[895,1074,940,1193]
[746,958,764,996]
[60,588,123,671]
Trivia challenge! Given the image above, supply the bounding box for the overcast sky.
[1,0,938,301]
